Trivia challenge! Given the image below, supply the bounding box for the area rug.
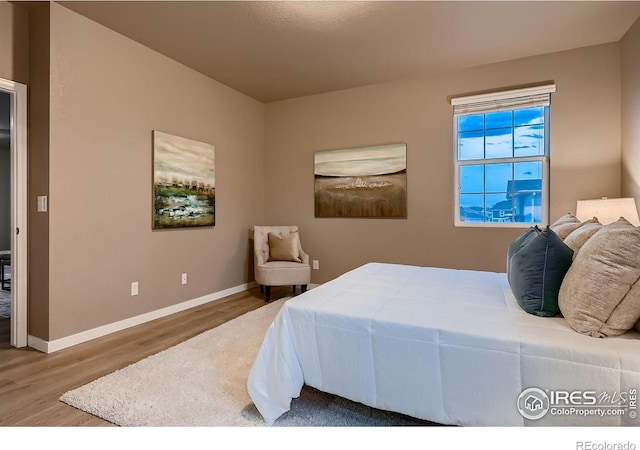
[59,297,430,427]
[0,290,10,319]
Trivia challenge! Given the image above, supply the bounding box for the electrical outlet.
[131,281,139,296]
[181,273,188,285]
[312,260,319,270]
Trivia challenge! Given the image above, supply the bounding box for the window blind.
[451,84,556,115]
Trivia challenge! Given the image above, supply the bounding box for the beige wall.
[46,4,265,340]
[0,1,50,337]
[0,0,29,84]
[27,2,51,339]
[265,43,622,283]
[622,17,640,206]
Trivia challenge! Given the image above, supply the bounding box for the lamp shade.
[576,197,640,226]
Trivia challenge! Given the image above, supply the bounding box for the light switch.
[37,196,47,212]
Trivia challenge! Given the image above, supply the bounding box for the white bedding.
[247,263,640,426]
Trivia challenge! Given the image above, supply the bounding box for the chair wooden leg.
[301,284,307,293]
[259,284,264,294]
[265,286,271,302]
[292,285,296,293]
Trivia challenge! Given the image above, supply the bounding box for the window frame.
[451,85,555,228]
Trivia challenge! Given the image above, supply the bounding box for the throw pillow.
[508,226,574,317]
[506,226,539,274]
[551,212,581,227]
[558,225,640,337]
[563,221,602,258]
[267,231,302,263]
[550,213,598,240]
[596,216,635,231]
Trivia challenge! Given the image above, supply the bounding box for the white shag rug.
[59,297,430,427]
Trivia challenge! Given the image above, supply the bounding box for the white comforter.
[247,263,640,426]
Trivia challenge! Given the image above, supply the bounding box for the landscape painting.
[153,130,215,229]
[314,143,407,218]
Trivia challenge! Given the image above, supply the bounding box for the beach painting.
[314,143,407,218]
[153,131,215,229]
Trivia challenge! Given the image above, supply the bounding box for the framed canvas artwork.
[314,143,407,218]
[152,130,215,229]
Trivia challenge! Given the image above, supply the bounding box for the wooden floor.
[0,285,294,426]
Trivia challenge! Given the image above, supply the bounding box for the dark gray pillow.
[508,226,574,317]
[506,226,540,275]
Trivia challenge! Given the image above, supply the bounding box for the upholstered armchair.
[252,225,311,302]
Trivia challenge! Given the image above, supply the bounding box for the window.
[451,85,555,227]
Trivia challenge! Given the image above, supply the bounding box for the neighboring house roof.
[506,179,543,198]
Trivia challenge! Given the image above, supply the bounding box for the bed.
[247,262,640,426]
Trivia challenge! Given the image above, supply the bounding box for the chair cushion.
[267,231,301,263]
[257,261,311,286]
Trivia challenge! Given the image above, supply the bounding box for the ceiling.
[60,1,640,103]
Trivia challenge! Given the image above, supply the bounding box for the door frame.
[0,78,28,348]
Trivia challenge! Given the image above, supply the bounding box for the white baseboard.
[27,281,257,354]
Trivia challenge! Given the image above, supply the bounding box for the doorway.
[0,78,28,348]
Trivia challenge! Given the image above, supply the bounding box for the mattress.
[247,262,640,426]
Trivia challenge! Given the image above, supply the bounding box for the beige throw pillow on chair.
[267,231,302,263]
